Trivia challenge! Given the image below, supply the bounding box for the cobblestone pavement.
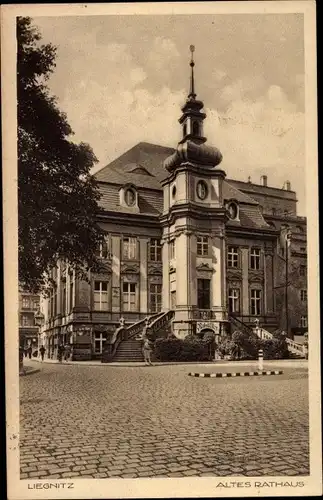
[20,362,309,479]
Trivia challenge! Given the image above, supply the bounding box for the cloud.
[204,84,305,212]
[43,35,305,214]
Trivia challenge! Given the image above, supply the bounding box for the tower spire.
[188,44,196,100]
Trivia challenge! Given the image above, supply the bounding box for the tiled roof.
[95,142,174,188]
[227,206,271,229]
[98,182,163,216]
[222,181,258,205]
[95,142,271,228]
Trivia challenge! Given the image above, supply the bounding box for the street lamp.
[34,310,45,358]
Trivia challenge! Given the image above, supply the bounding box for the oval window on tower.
[196,180,208,200]
[172,185,177,199]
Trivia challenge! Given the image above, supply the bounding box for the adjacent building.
[40,50,307,360]
[19,288,40,352]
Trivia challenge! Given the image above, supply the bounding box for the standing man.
[39,345,46,362]
[142,337,153,366]
[64,343,71,362]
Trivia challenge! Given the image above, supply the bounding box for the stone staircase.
[229,315,307,358]
[113,339,144,362]
[102,310,175,362]
[254,325,307,358]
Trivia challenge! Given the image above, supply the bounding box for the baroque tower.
[161,45,228,339]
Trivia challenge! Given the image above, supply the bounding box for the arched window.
[183,123,187,137]
[192,121,200,136]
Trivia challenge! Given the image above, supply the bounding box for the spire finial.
[188,45,196,99]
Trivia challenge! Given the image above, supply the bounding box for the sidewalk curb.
[188,370,284,378]
[19,368,40,377]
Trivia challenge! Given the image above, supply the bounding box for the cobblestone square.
[20,362,309,479]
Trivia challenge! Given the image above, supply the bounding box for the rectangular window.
[197,279,211,309]
[32,299,39,310]
[300,289,307,302]
[227,246,239,268]
[250,289,262,316]
[21,315,32,326]
[122,282,136,311]
[22,297,30,309]
[149,239,162,262]
[197,236,209,256]
[170,290,176,309]
[94,281,109,311]
[250,248,261,270]
[123,237,137,260]
[94,332,107,354]
[149,284,162,313]
[97,236,110,259]
[300,265,307,277]
[300,316,308,328]
[228,288,240,314]
[169,240,175,260]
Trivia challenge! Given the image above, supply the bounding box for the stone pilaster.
[241,247,249,315]
[264,251,274,314]
[211,236,222,309]
[139,238,149,313]
[56,263,61,316]
[175,232,188,306]
[162,238,170,310]
[111,236,121,312]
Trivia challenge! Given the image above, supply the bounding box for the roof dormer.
[119,184,139,212]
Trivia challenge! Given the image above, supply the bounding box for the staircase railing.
[101,326,127,363]
[147,310,175,339]
[127,312,162,340]
[101,312,162,362]
[285,337,307,356]
[229,315,255,337]
[254,326,307,357]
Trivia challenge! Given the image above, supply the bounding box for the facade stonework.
[40,58,307,360]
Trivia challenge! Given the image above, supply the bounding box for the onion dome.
[164,45,223,172]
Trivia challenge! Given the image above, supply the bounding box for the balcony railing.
[189,310,218,321]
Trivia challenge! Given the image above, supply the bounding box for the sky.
[34,14,306,214]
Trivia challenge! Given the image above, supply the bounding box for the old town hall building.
[40,50,307,360]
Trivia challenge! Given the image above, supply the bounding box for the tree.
[17,17,105,293]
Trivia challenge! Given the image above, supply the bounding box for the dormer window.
[125,188,136,207]
[227,201,239,221]
[119,184,138,209]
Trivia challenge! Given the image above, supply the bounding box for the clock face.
[196,180,208,200]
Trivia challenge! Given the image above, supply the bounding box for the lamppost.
[34,310,45,358]
[285,228,292,337]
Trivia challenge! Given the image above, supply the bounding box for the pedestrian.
[57,344,63,363]
[27,346,32,359]
[142,336,153,366]
[39,345,46,362]
[64,343,71,362]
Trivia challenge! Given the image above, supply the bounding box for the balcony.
[189,310,218,321]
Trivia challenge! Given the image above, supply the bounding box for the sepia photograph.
[3,1,321,499]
